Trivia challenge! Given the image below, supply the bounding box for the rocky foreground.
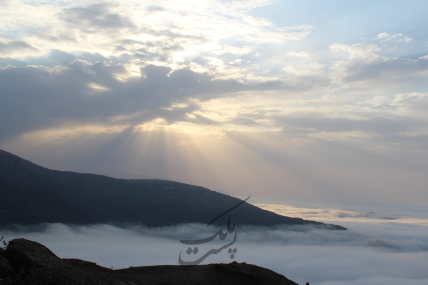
[0,238,298,285]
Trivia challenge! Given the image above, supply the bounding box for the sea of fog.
[1,197,427,285]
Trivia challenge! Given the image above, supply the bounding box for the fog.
[2,201,427,285]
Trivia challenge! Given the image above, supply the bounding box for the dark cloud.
[22,50,76,67]
[0,57,27,67]
[17,50,110,67]
[44,49,76,64]
[60,4,135,31]
[0,39,37,54]
[0,62,281,141]
[78,52,109,63]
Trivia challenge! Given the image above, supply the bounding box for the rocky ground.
[0,238,298,285]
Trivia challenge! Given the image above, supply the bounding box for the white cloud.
[378,32,413,43]
[330,42,381,60]
[282,62,324,76]
[0,0,311,66]
[329,42,428,83]
[392,92,428,107]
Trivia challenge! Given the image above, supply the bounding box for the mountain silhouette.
[0,149,346,230]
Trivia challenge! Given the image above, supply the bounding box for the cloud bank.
[2,201,428,285]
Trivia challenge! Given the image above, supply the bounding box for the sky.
[2,200,428,284]
[1,0,428,204]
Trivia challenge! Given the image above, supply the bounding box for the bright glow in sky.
[1,0,428,203]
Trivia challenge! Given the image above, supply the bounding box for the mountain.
[0,238,299,285]
[0,149,346,229]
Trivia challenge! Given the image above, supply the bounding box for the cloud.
[0,0,11,7]
[0,38,38,55]
[330,43,381,60]
[392,92,428,109]
[60,3,135,31]
[282,62,324,76]
[0,61,284,141]
[286,51,312,57]
[1,200,427,285]
[146,5,165,12]
[336,57,428,83]
[330,43,428,83]
[255,203,428,227]
[1,0,312,68]
[32,32,77,44]
[1,0,427,206]
[378,32,413,43]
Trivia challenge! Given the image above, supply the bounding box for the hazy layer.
[1,200,427,285]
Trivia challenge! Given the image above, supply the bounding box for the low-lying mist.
[2,203,427,285]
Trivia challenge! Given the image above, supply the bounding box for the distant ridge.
[0,149,346,230]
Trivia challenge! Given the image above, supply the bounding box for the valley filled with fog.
[1,1,427,284]
[2,199,427,285]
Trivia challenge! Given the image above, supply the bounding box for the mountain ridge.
[0,149,346,230]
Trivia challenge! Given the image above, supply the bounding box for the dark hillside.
[0,179,91,225]
[0,149,346,230]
